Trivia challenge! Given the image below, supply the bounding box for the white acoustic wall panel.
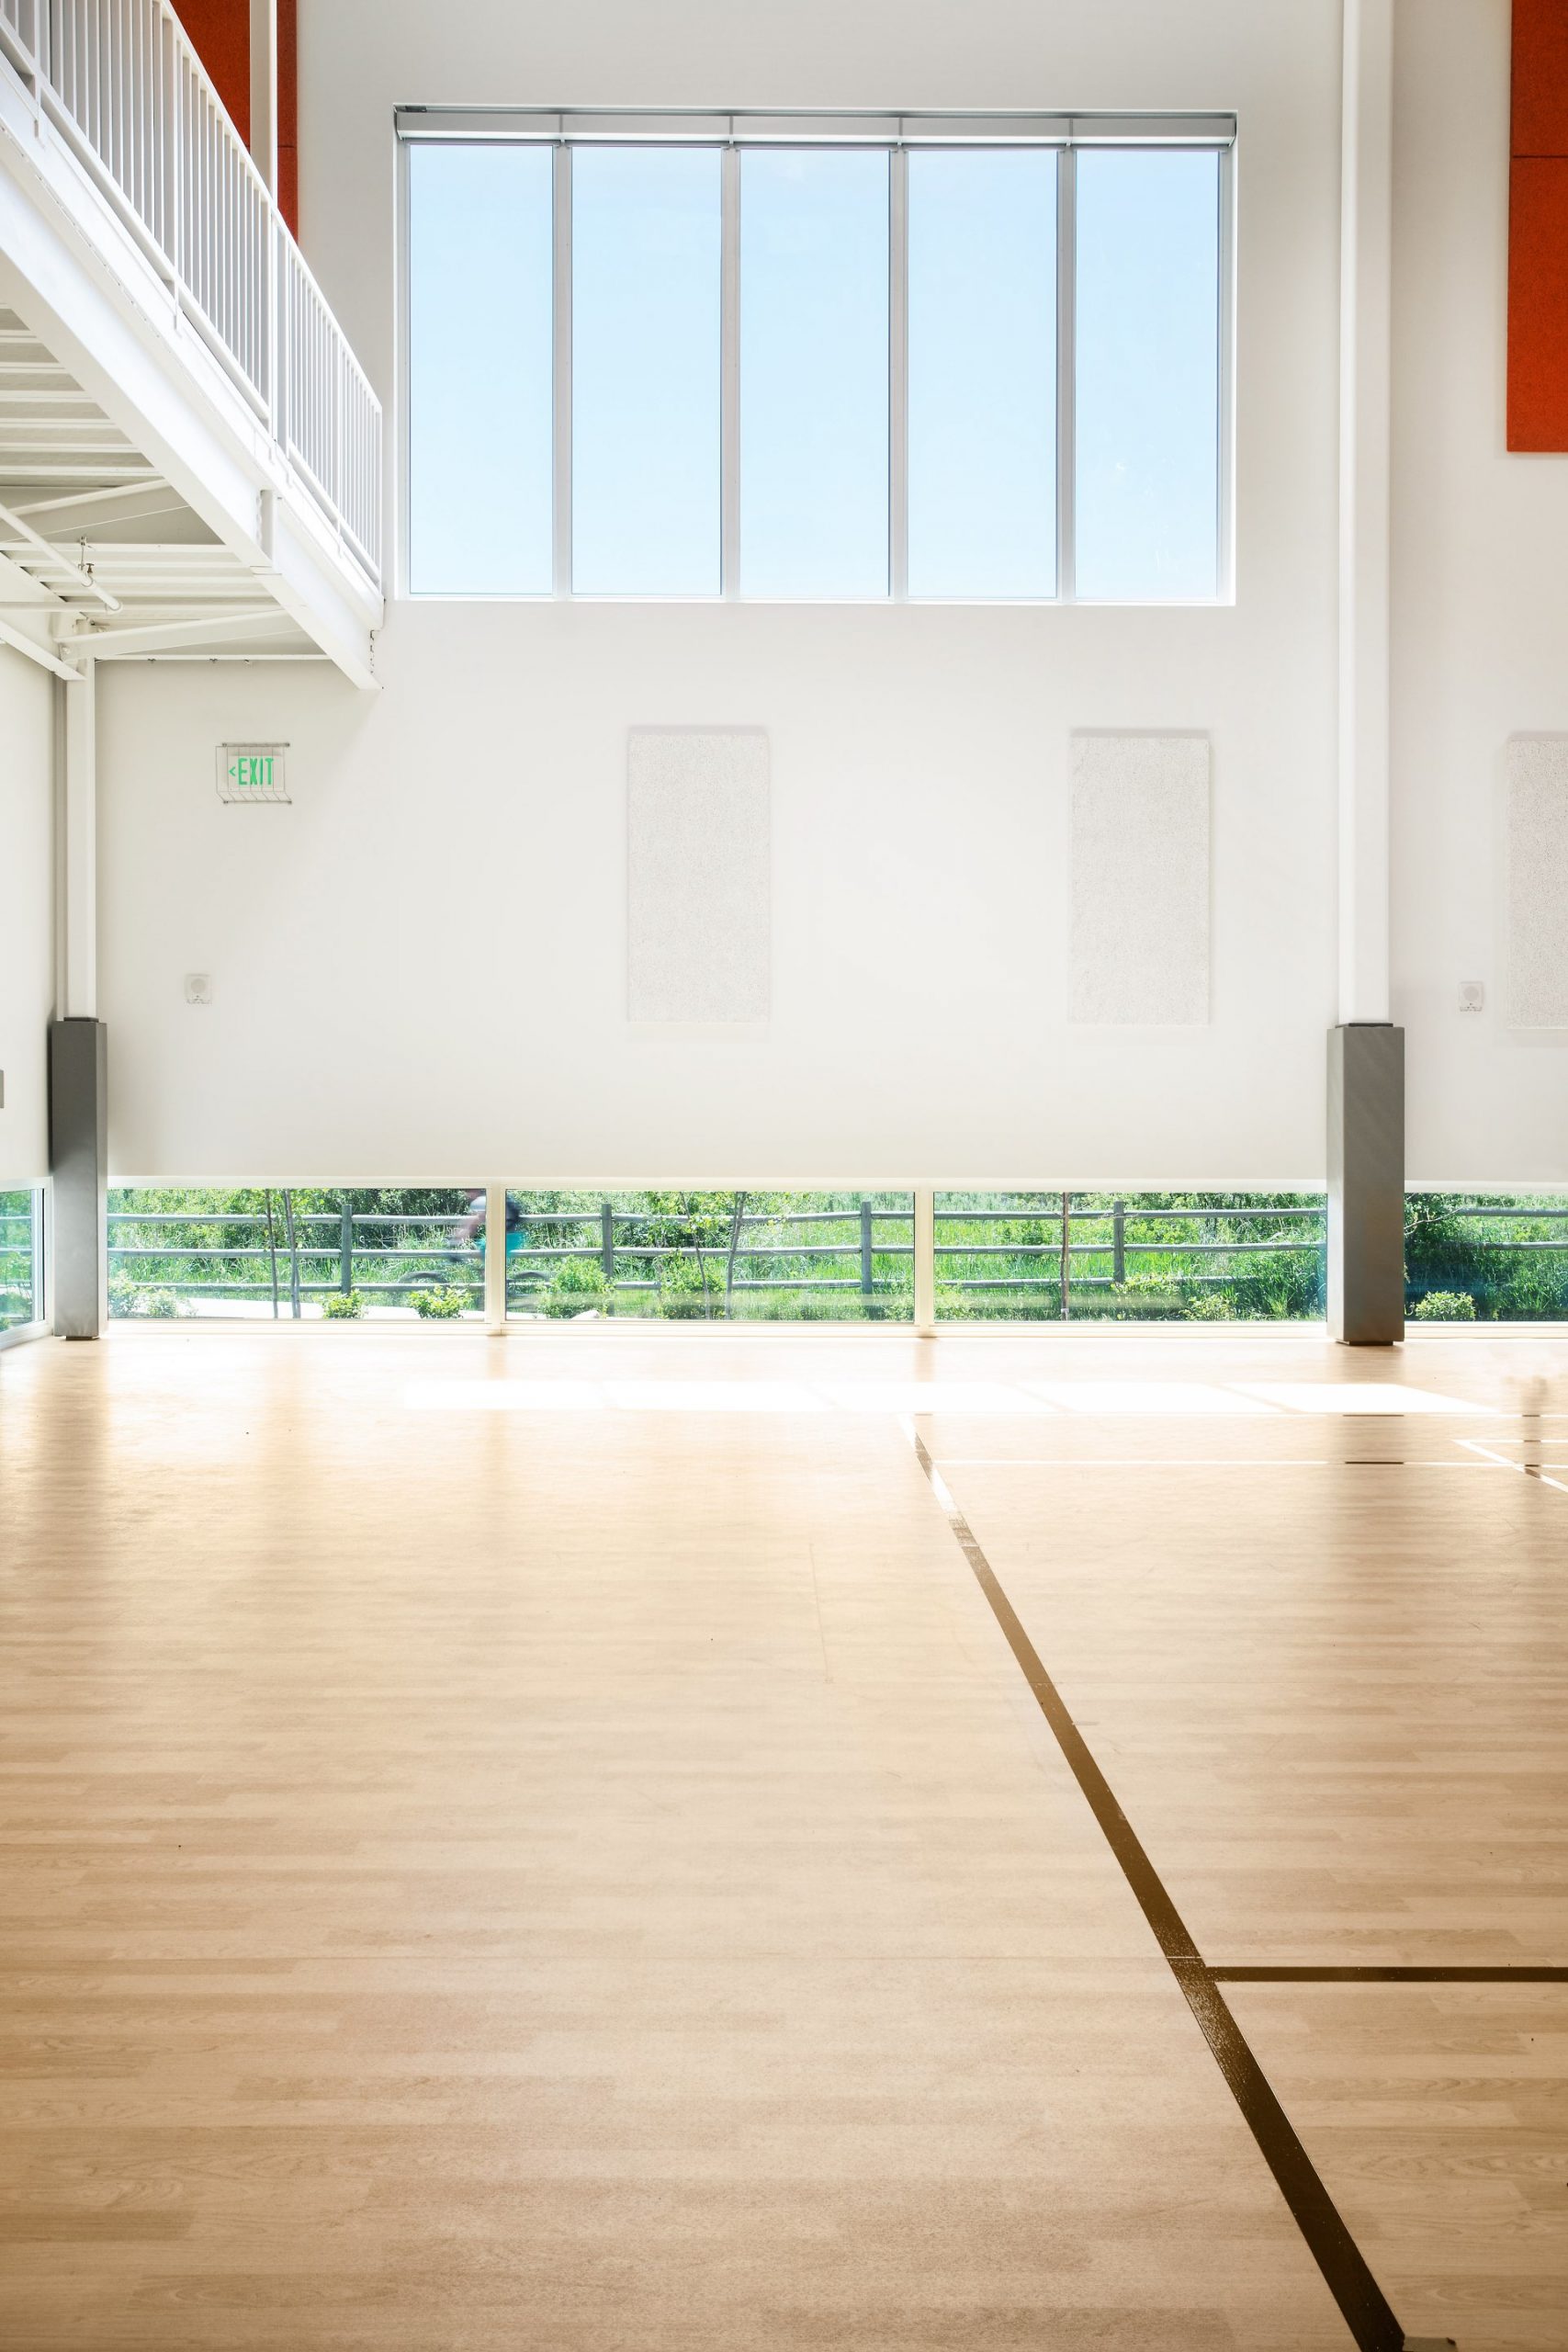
[1506,738,1568,1028]
[1069,732,1211,1024]
[627,728,771,1022]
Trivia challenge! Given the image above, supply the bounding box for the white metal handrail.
[0,0,381,582]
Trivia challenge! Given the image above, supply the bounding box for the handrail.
[0,0,381,584]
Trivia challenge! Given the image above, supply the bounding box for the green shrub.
[1409,1290,1476,1321]
[1219,1250,1325,1320]
[412,1285,467,1319]
[658,1257,714,1318]
[321,1290,365,1320]
[1493,1261,1568,1321]
[545,1261,611,1318]
[136,1287,181,1319]
[1183,1292,1234,1321]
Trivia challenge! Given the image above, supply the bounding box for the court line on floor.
[905,1421,1423,2352]
[1213,1965,1568,1984]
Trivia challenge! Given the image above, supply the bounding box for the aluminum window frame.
[395,108,1236,607]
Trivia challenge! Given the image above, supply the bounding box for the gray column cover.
[49,1018,107,1340]
[1327,1023,1404,1346]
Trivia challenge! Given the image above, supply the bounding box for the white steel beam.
[62,662,97,1019]
[86,606,295,657]
[1337,0,1394,1024]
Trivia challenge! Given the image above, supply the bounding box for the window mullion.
[1055,142,1076,604]
[552,141,572,598]
[888,142,908,602]
[721,142,740,597]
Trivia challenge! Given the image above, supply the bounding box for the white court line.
[1458,1435,1568,1493]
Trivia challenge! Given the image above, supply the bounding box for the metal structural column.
[1330,0,1404,1344]
[50,665,108,1340]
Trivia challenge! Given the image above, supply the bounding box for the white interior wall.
[1391,0,1568,1183]
[101,0,1366,1184]
[0,648,53,1186]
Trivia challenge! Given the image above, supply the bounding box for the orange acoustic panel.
[1509,0,1568,449]
[1509,159,1568,449]
[1512,0,1568,156]
[170,0,299,237]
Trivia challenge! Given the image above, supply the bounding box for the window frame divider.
[888,143,909,602]
[551,140,572,599]
[1055,144,1077,606]
[720,142,740,597]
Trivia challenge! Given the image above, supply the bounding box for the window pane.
[1074,150,1222,601]
[572,147,721,595]
[0,1189,40,1332]
[107,1191,489,1319]
[505,1193,915,1321]
[908,151,1056,598]
[408,143,553,595]
[934,1193,1326,1322]
[740,151,889,598]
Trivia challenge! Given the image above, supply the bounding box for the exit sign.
[217,743,290,803]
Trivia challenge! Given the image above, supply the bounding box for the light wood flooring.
[0,1322,1564,2349]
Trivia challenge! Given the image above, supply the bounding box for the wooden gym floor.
[0,1322,1565,2351]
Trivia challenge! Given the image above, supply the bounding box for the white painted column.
[913,1187,936,1334]
[1337,0,1394,1024]
[62,664,96,1019]
[1329,0,1404,1345]
[249,0,278,198]
[484,1184,508,1333]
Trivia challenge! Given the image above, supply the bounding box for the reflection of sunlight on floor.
[1022,1381,1271,1416]
[1235,1382,1492,1415]
[404,1375,1495,1419]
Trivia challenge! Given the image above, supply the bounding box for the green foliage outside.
[0,1189,39,1332]
[505,1192,917,1323]
[92,1183,1568,1325]
[105,1186,483,1319]
[412,1285,466,1319]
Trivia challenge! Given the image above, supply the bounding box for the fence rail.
[97,1193,1568,1322]
[0,0,382,582]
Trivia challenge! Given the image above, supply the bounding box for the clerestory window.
[400,109,1233,604]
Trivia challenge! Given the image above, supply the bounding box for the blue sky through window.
[408,142,553,594]
[405,136,1224,603]
[1074,149,1222,601]
[908,149,1056,599]
[739,149,890,598]
[572,147,721,595]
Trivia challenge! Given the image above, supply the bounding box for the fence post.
[860,1198,874,1297]
[339,1199,353,1295]
[601,1201,615,1281]
[484,1184,507,1334]
[913,1189,935,1333]
[1112,1198,1126,1287]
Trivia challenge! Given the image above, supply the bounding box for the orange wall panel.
[171,0,299,236]
[1508,0,1568,450]
[1512,0,1568,155]
[1508,159,1568,449]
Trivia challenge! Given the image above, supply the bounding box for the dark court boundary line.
[906,1427,1451,2352]
[1214,1965,1568,1984]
